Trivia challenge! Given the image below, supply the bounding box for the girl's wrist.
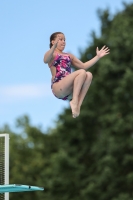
[96,55,100,60]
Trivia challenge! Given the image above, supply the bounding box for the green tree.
[44,2,133,200]
[1,2,133,200]
[0,116,59,200]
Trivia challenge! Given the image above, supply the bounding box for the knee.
[86,72,93,81]
[79,69,87,77]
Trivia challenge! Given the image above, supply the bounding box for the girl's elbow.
[82,63,86,69]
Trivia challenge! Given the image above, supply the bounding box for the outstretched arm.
[71,45,110,70]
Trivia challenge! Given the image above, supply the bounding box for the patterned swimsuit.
[50,53,72,100]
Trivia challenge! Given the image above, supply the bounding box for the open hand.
[96,45,110,58]
[54,35,60,47]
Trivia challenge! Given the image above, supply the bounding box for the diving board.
[0,184,44,193]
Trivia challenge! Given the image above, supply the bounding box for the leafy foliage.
[1,2,133,200]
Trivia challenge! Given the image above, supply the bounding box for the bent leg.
[52,70,93,118]
[52,69,86,99]
[78,72,93,114]
[52,69,87,117]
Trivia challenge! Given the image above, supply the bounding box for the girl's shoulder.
[66,53,74,61]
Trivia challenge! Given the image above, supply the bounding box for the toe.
[72,113,76,118]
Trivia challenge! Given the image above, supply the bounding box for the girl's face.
[55,34,66,51]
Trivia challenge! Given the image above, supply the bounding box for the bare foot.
[70,100,79,118]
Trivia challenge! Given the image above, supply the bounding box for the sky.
[0,0,133,132]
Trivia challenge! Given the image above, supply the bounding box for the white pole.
[4,134,9,200]
[0,134,9,200]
